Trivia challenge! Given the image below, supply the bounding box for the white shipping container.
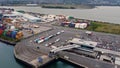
[75,23,80,28]
[51,46,57,49]
[79,23,87,29]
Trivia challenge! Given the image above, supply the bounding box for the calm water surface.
[42,60,80,68]
[0,6,120,24]
[0,42,25,68]
[0,42,80,68]
[0,6,120,68]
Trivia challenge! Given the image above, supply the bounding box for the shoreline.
[0,8,119,68]
[13,19,120,68]
[0,4,95,9]
[0,6,120,24]
[14,25,119,68]
[14,49,35,68]
[0,38,16,45]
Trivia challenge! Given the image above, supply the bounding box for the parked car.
[37,39,44,44]
[57,32,61,35]
[55,38,60,43]
[48,35,54,38]
[61,30,64,33]
[34,38,40,43]
[45,44,49,47]
[40,36,45,39]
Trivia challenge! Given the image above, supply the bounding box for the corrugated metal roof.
[69,38,97,47]
[23,14,41,20]
[116,57,120,61]
[115,60,120,65]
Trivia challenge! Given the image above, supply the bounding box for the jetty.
[14,25,120,68]
[1,8,120,68]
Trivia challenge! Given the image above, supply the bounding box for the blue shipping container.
[68,23,75,28]
[11,31,17,39]
[61,23,65,27]
[0,14,3,21]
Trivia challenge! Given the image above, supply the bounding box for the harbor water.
[42,59,81,68]
[0,42,81,68]
[0,42,25,68]
[0,6,120,24]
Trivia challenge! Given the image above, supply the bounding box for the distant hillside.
[0,0,120,6]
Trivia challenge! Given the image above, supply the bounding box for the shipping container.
[16,31,23,40]
[0,24,6,30]
[3,18,12,23]
[3,30,7,36]
[11,31,17,39]
[68,23,75,28]
[0,29,3,35]
[16,35,21,40]
[79,23,88,29]
[75,23,80,28]
[6,30,12,37]
[61,23,65,27]
[0,14,3,21]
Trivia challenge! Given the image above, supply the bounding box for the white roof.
[116,57,120,61]
[23,14,40,20]
[86,31,92,34]
[115,59,120,65]
[3,14,16,17]
[69,38,97,47]
[12,11,23,15]
[3,11,23,17]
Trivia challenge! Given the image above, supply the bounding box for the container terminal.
[0,8,120,68]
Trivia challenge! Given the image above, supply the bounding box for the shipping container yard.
[0,8,120,68]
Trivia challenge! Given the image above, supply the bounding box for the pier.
[0,7,120,68]
[14,24,120,68]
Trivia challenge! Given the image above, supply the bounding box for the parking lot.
[21,23,52,39]
[28,28,76,48]
[15,23,120,68]
[26,25,120,53]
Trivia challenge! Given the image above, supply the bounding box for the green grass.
[53,21,120,35]
[86,21,120,34]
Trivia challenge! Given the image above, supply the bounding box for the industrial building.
[23,14,41,23]
[68,38,98,49]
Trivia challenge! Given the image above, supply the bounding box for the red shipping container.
[0,29,4,35]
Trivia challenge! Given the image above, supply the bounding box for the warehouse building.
[23,14,41,23]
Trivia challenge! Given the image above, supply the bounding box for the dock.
[14,24,120,68]
[0,8,119,68]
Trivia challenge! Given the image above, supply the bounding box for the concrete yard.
[21,23,52,39]
[14,23,120,68]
